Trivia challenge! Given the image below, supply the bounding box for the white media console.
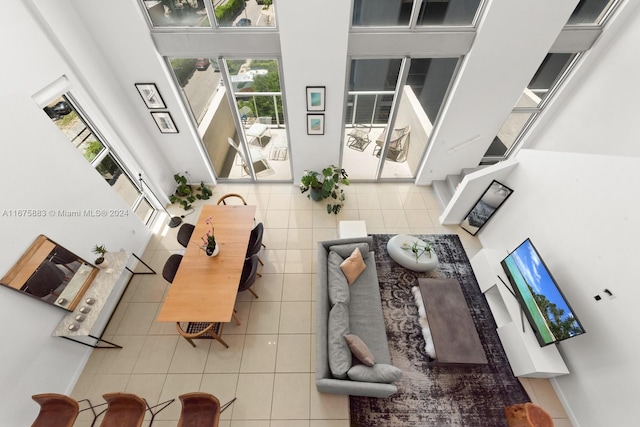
[471,249,569,378]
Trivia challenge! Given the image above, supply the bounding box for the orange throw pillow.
[340,247,366,285]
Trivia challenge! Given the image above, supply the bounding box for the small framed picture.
[306,86,325,111]
[151,111,178,134]
[307,114,324,135]
[135,83,166,109]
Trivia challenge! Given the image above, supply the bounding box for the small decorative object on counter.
[92,244,109,268]
[201,216,219,257]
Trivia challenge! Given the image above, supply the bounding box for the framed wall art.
[135,83,166,109]
[306,86,325,111]
[307,114,324,135]
[151,111,178,134]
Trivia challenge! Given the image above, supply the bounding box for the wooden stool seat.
[505,403,554,427]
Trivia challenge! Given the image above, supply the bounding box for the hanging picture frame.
[460,180,514,235]
[306,86,325,111]
[307,114,324,135]
[151,111,178,134]
[135,83,166,109]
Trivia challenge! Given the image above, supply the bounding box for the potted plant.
[195,181,212,200]
[401,239,432,262]
[200,216,218,257]
[92,244,108,268]
[300,165,350,214]
[169,173,196,210]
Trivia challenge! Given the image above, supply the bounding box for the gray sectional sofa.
[316,236,400,398]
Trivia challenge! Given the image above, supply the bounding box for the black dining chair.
[25,261,66,298]
[162,254,183,284]
[245,222,265,266]
[177,223,195,248]
[238,254,260,299]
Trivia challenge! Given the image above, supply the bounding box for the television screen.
[501,239,585,346]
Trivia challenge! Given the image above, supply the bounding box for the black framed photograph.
[135,83,166,109]
[460,180,513,235]
[307,114,324,135]
[306,86,325,111]
[151,111,178,134]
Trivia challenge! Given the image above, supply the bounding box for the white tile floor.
[71,183,572,426]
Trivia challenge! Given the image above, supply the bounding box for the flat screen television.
[501,238,585,347]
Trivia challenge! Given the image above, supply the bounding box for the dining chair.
[217,193,247,206]
[31,393,79,427]
[26,260,66,298]
[176,314,240,348]
[162,254,183,284]
[238,254,260,299]
[177,223,195,248]
[97,393,174,427]
[177,393,237,427]
[245,222,265,266]
[98,393,146,427]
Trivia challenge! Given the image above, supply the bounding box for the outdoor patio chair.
[346,125,372,152]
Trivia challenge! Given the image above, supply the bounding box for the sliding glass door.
[343,56,458,181]
[169,56,291,181]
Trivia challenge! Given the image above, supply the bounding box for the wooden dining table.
[157,204,256,323]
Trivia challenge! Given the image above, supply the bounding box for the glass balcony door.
[343,57,459,181]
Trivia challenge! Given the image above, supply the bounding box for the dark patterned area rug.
[349,234,530,427]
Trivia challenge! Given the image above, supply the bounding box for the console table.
[52,251,154,348]
[470,249,569,378]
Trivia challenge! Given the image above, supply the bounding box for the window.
[142,0,276,28]
[566,0,618,25]
[44,95,157,225]
[352,0,484,27]
[483,53,579,161]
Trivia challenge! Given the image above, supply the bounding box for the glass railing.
[235,92,285,127]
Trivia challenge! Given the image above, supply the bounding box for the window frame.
[49,93,160,226]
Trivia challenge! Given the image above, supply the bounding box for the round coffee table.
[387,234,439,272]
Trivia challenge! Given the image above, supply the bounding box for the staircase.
[432,167,483,209]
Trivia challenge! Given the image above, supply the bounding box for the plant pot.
[95,257,109,269]
[205,245,219,257]
[309,187,325,201]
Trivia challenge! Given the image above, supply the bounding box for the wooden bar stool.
[505,402,554,427]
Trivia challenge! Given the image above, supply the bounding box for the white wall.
[0,1,155,423]
[478,150,640,427]
[418,0,579,184]
[525,0,640,158]
[277,0,351,183]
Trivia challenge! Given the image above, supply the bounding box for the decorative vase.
[96,257,109,269]
[205,244,219,257]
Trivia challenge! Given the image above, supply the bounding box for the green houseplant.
[300,165,349,214]
[169,173,195,210]
[92,244,108,268]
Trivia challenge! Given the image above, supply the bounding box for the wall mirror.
[461,180,514,236]
[0,235,98,311]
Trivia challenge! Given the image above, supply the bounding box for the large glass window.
[169,57,291,181]
[566,0,618,25]
[143,0,276,28]
[416,0,483,26]
[483,53,579,161]
[143,0,210,27]
[44,95,157,225]
[342,57,458,180]
[352,0,484,27]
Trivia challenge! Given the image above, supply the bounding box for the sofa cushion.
[340,247,366,285]
[344,334,375,366]
[329,242,370,260]
[347,363,403,384]
[328,302,352,378]
[328,251,350,305]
